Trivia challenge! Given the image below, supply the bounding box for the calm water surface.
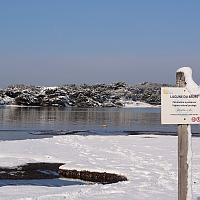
[0,106,199,140]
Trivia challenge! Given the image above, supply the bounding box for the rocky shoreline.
[0,82,170,107]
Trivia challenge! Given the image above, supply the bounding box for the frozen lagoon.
[0,107,200,199]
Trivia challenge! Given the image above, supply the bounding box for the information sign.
[161,87,200,124]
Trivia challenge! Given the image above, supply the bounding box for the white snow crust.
[0,96,14,105]
[120,100,159,108]
[0,135,200,200]
[177,67,200,95]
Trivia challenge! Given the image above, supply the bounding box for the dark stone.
[15,94,42,106]
[59,169,128,184]
[5,90,21,98]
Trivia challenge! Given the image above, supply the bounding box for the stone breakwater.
[59,169,128,184]
[0,82,169,107]
[0,162,127,184]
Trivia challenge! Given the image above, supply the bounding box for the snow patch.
[40,86,58,95]
[0,96,14,105]
[59,164,122,176]
[177,67,200,95]
[120,100,160,108]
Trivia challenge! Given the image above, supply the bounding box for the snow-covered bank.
[0,100,159,108]
[0,135,200,199]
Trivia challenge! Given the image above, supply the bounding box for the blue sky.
[0,0,200,87]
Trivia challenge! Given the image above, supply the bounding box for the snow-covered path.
[0,135,200,199]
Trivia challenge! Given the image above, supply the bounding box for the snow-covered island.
[0,82,169,107]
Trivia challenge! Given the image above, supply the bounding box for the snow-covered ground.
[0,135,200,200]
[121,100,160,108]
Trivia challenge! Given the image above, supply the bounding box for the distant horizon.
[0,62,198,88]
[0,1,200,87]
[1,80,171,89]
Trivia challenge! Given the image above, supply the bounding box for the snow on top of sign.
[177,67,200,95]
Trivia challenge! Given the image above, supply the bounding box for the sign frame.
[161,87,200,124]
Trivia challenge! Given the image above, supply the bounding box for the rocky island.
[0,82,170,107]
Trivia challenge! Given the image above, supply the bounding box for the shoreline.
[0,101,161,108]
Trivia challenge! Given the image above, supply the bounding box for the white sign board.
[161,87,200,124]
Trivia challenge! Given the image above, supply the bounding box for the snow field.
[0,135,200,199]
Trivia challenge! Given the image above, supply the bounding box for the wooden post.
[176,71,192,200]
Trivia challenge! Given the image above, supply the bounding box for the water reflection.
[0,106,160,129]
[0,106,199,134]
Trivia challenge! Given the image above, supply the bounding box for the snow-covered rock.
[0,95,14,105]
